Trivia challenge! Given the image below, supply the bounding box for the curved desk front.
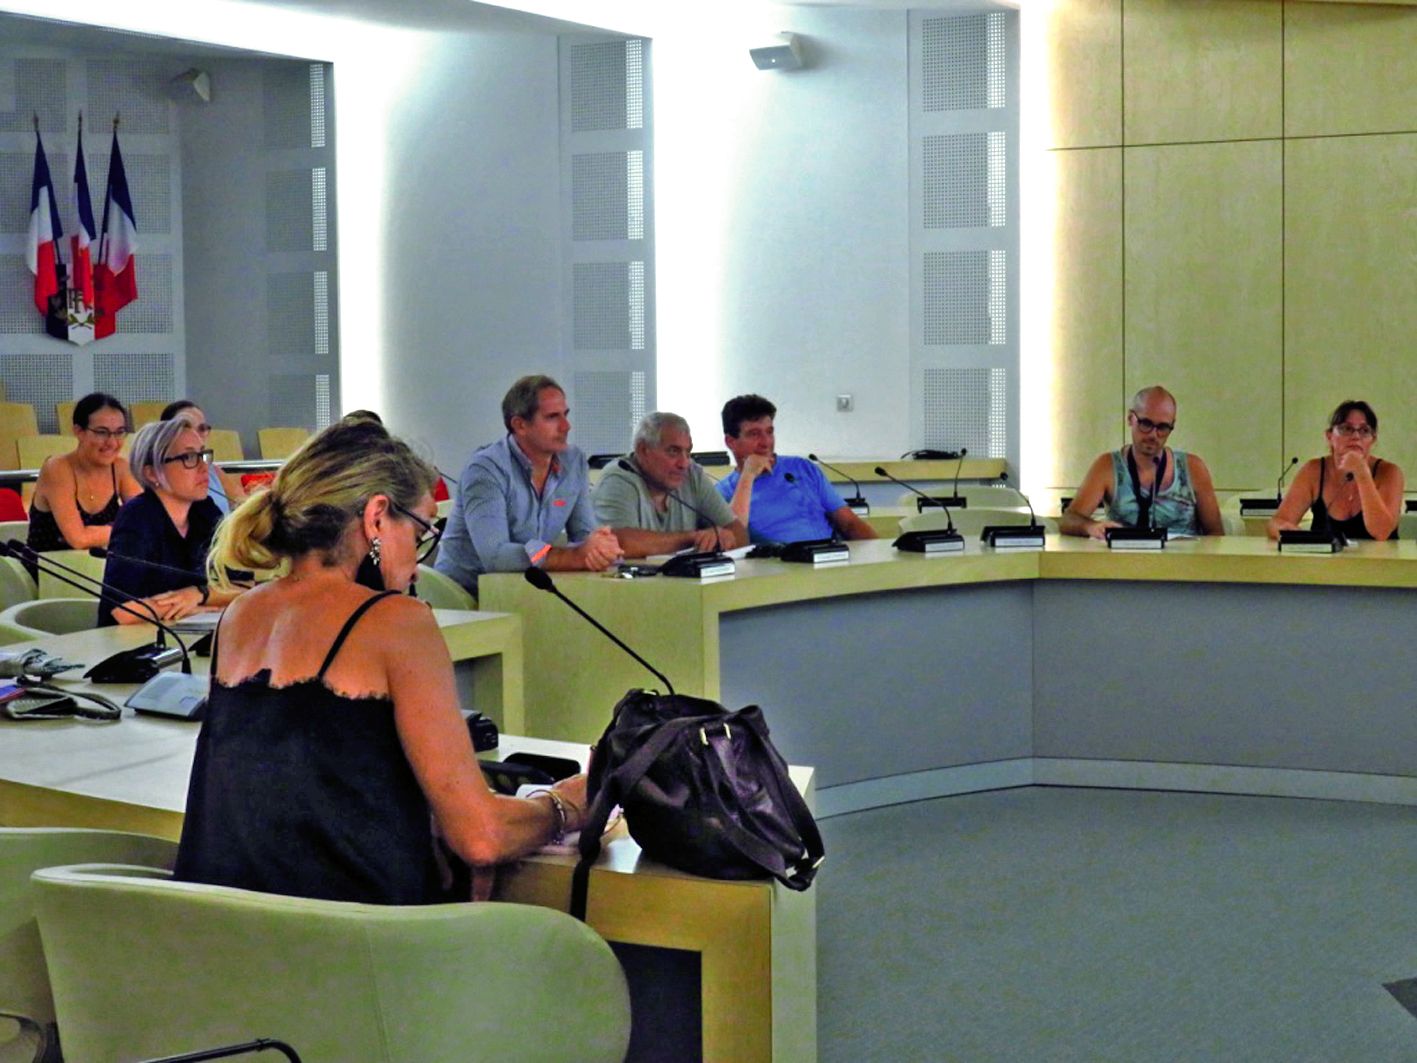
[480,536,1417,816]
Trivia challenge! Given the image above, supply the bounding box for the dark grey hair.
[633,411,691,450]
[131,413,203,492]
[501,374,563,432]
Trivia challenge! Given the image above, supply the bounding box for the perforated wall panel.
[0,58,66,133]
[922,367,1007,457]
[309,64,327,149]
[923,132,1006,229]
[0,354,72,432]
[86,60,170,134]
[266,170,315,253]
[0,150,66,234]
[91,152,172,235]
[269,372,319,429]
[923,250,1007,345]
[94,352,175,405]
[568,40,644,132]
[921,13,1007,113]
[312,168,328,252]
[571,369,645,455]
[267,272,317,355]
[263,64,314,150]
[113,254,173,334]
[572,152,633,241]
[313,272,330,356]
[314,372,331,429]
[0,254,45,334]
[574,262,644,350]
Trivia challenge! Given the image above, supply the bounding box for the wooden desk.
[0,685,814,1062]
[481,536,1417,816]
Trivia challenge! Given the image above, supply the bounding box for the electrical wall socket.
[836,394,853,412]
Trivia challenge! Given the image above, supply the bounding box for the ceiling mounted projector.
[750,33,804,72]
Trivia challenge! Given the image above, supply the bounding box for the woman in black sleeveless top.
[174,419,589,905]
[1268,399,1403,542]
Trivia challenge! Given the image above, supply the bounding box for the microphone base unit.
[1105,527,1168,551]
[86,643,186,684]
[846,496,870,517]
[916,496,967,512]
[126,671,209,720]
[981,525,1046,549]
[781,540,851,565]
[461,709,500,751]
[1238,497,1282,517]
[1277,529,1346,554]
[659,551,737,580]
[893,530,965,555]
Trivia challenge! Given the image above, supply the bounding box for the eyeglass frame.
[82,426,129,441]
[1131,415,1175,436]
[1330,423,1374,439]
[161,448,216,470]
[391,500,443,563]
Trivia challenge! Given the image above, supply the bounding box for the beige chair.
[32,550,106,602]
[416,564,476,609]
[0,829,176,1063]
[53,401,76,433]
[258,427,310,460]
[34,863,632,1063]
[0,403,39,472]
[207,428,244,463]
[0,598,96,635]
[0,520,29,541]
[16,435,75,469]
[130,401,169,429]
[0,556,36,614]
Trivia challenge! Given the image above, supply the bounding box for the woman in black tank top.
[175,419,590,905]
[1268,399,1404,542]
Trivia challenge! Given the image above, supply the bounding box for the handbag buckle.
[699,722,732,745]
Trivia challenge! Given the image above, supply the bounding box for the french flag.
[25,131,64,317]
[69,127,97,311]
[94,128,138,340]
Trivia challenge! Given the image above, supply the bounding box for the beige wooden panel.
[1042,147,1123,487]
[1123,0,1282,145]
[1039,0,1121,148]
[1124,140,1282,491]
[1284,133,1417,475]
[1285,3,1417,137]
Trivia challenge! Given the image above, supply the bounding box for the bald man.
[1060,385,1224,539]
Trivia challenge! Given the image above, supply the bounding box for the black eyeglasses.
[161,448,215,469]
[84,426,128,440]
[1134,417,1174,436]
[392,501,442,563]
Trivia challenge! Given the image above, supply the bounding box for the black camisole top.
[26,464,122,553]
[1310,458,1395,542]
[174,591,452,905]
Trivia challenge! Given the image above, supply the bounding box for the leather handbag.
[571,689,824,919]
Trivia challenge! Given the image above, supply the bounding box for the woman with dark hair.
[174,418,587,904]
[1268,400,1404,541]
[159,399,246,514]
[26,392,143,554]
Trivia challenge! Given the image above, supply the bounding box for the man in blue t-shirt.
[715,394,877,545]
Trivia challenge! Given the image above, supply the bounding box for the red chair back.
[0,487,27,521]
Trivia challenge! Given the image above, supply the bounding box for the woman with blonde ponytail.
[176,418,588,904]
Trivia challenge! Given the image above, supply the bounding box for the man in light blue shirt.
[436,375,622,596]
[715,394,877,545]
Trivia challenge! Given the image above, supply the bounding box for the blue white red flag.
[94,127,138,340]
[69,126,97,312]
[25,131,64,318]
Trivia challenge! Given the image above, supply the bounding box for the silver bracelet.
[532,789,567,845]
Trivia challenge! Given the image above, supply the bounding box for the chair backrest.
[0,402,39,471]
[0,556,37,613]
[0,597,97,635]
[34,864,631,1063]
[16,434,76,469]
[32,549,106,602]
[207,428,244,463]
[54,401,76,434]
[415,564,476,609]
[0,489,26,522]
[130,401,170,429]
[257,427,310,460]
[0,830,175,1026]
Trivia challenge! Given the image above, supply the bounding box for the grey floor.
[817,787,1417,1062]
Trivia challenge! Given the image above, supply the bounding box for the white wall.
[654,8,911,459]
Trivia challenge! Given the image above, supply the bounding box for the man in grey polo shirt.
[593,411,746,558]
[436,374,622,595]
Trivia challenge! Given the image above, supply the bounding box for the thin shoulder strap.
[316,591,400,680]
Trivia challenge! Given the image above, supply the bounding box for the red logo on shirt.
[553,498,566,506]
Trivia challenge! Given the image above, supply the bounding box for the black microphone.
[523,566,675,694]
[946,447,969,509]
[88,547,208,583]
[615,459,726,552]
[873,466,956,533]
[2,540,191,680]
[1276,456,1299,499]
[807,454,868,515]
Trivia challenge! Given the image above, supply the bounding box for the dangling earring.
[369,536,382,567]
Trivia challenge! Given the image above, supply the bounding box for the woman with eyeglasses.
[173,418,586,905]
[1268,400,1403,541]
[26,392,143,556]
[99,414,244,626]
[160,399,247,514]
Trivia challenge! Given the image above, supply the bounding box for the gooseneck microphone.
[873,466,956,534]
[807,455,868,515]
[1276,456,1299,498]
[946,447,970,509]
[523,566,675,694]
[615,459,725,552]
